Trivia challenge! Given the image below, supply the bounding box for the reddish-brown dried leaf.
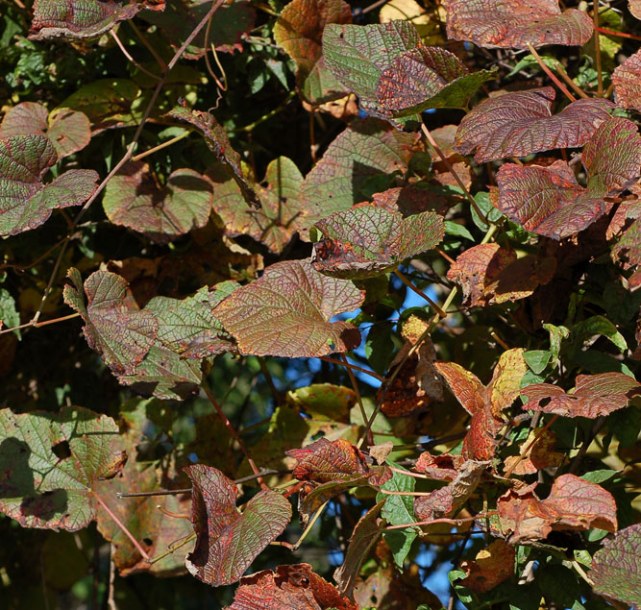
[497,474,617,543]
[184,465,291,586]
[414,452,465,482]
[613,49,641,112]
[228,563,358,610]
[459,540,515,593]
[444,0,593,49]
[287,438,369,483]
[521,372,641,418]
[455,88,614,163]
[502,428,564,476]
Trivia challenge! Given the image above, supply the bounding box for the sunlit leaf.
[455,88,614,163]
[458,540,515,593]
[0,406,122,531]
[184,464,291,586]
[288,438,369,483]
[631,0,641,20]
[102,161,214,243]
[613,49,641,113]
[591,523,641,609]
[214,259,364,357]
[312,204,444,279]
[444,0,593,49]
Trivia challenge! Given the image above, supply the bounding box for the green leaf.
[0,288,20,338]
[523,350,551,374]
[0,406,122,530]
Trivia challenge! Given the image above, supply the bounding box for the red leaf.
[287,438,369,483]
[444,0,593,49]
[613,48,641,113]
[521,372,641,418]
[497,474,617,543]
[184,465,291,586]
[414,452,465,482]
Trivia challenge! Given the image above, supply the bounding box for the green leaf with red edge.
[213,259,364,357]
[208,156,306,254]
[311,205,444,279]
[29,0,163,40]
[0,103,91,158]
[495,117,641,239]
[613,48,641,112]
[0,406,123,531]
[521,372,641,418]
[102,161,214,243]
[273,0,351,104]
[287,438,369,483]
[591,523,641,609]
[228,563,358,610]
[443,0,593,49]
[184,464,291,586]
[376,45,496,116]
[168,106,260,208]
[496,473,617,543]
[322,21,420,114]
[455,88,614,163]
[0,135,98,237]
[301,119,419,230]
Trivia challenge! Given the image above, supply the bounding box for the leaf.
[312,204,444,279]
[273,0,351,103]
[322,21,420,113]
[376,45,496,116]
[447,243,556,307]
[591,523,641,609]
[415,452,465,482]
[287,438,369,483]
[0,135,98,237]
[631,0,641,21]
[0,102,92,158]
[213,259,364,357]
[102,161,214,243]
[495,118,641,239]
[0,406,122,531]
[521,372,641,418]
[443,0,593,49]
[168,106,260,208]
[228,563,358,610]
[301,119,419,227]
[458,540,515,593]
[184,464,291,586]
[497,474,617,543]
[29,0,162,40]
[613,48,641,112]
[455,88,614,163]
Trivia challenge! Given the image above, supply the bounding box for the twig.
[319,356,385,382]
[394,269,446,317]
[110,29,162,81]
[526,43,576,102]
[340,353,374,447]
[593,2,604,95]
[0,312,80,337]
[596,26,641,42]
[554,63,589,99]
[131,131,190,162]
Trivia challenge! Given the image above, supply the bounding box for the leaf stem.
[394,269,446,317]
[292,501,329,550]
[526,43,576,102]
[593,2,604,96]
[553,63,589,99]
[131,132,190,162]
[385,512,496,531]
[0,312,81,337]
[109,29,162,81]
[596,26,641,42]
[340,353,374,447]
[319,356,384,382]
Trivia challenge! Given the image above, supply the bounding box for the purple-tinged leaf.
[376,46,496,116]
[444,0,593,49]
[455,88,614,163]
[591,523,641,609]
[30,0,164,40]
[102,161,213,243]
[214,259,364,357]
[184,464,291,586]
[521,372,641,418]
[312,204,444,279]
[612,49,641,113]
[0,135,98,237]
[0,406,122,531]
[0,103,91,158]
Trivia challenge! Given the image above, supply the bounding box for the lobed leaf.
[0,406,123,531]
[214,259,364,357]
[184,464,291,586]
[444,0,593,49]
[102,161,214,243]
[521,372,641,418]
[591,523,641,609]
[0,135,98,237]
[455,88,614,163]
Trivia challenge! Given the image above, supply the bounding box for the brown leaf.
[227,563,358,610]
[502,428,564,476]
[414,452,465,482]
[521,372,641,418]
[497,474,617,543]
[287,438,369,483]
[459,540,515,592]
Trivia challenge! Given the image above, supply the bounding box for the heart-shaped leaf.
[455,88,614,163]
[0,406,122,531]
[214,259,364,357]
[444,0,593,49]
[102,161,214,243]
[0,135,98,237]
[312,205,444,279]
[184,464,291,586]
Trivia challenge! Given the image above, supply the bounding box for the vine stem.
[109,29,162,81]
[526,43,576,102]
[319,356,384,382]
[0,312,80,337]
[596,26,641,42]
[131,132,190,162]
[553,63,589,99]
[385,512,497,531]
[593,2,604,96]
[394,269,446,317]
[340,353,374,447]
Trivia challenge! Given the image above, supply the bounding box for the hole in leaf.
[52,440,71,460]
[540,397,552,408]
[143,537,153,546]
